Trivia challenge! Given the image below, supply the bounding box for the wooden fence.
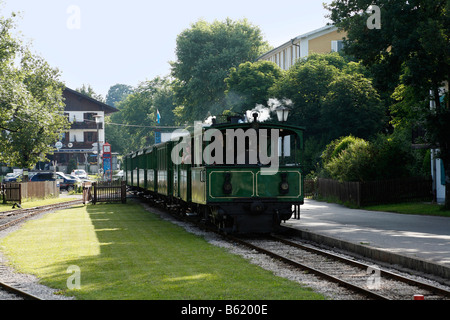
[304,179,317,198]
[1,183,21,204]
[313,177,432,207]
[87,181,126,204]
[1,181,59,204]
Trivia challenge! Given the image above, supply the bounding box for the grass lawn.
[364,202,450,217]
[0,201,324,300]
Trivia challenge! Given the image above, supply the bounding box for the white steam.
[246,98,293,122]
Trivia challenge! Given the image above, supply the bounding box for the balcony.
[56,141,96,151]
[70,121,103,130]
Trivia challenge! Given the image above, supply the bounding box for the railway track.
[0,199,83,301]
[0,280,42,300]
[0,199,83,231]
[227,234,450,300]
[141,197,450,300]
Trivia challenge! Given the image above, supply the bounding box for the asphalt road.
[284,199,450,267]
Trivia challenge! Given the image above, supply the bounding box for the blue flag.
[156,109,161,124]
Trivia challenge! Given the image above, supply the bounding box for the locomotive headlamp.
[223,182,232,194]
[280,182,289,194]
[280,182,289,191]
[276,106,290,122]
[279,173,289,194]
[223,172,232,195]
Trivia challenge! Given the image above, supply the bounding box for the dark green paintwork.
[207,166,303,203]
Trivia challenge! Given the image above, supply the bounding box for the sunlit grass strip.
[0,201,324,300]
[0,197,79,212]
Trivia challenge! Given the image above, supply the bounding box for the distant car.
[71,169,88,180]
[3,173,21,182]
[112,170,124,181]
[68,174,82,182]
[31,172,78,191]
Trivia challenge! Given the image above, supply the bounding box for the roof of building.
[63,87,118,115]
[257,24,338,60]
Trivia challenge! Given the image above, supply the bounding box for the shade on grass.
[0,201,324,300]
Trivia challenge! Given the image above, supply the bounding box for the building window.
[331,40,345,53]
[84,113,98,122]
[84,132,98,143]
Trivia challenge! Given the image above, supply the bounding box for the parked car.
[68,174,82,183]
[31,172,78,191]
[112,170,124,181]
[3,173,21,182]
[71,169,88,180]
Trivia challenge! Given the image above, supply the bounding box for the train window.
[202,127,301,167]
[280,131,301,166]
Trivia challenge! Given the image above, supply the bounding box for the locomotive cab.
[190,120,305,234]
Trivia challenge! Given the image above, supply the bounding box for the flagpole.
[155,109,161,144]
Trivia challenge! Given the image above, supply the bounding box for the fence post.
[93,182,97,205]
[121,181,126,204]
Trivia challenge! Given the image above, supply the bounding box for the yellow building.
[258,25,347,70]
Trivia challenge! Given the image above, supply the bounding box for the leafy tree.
[270,53,385,172]
[0,12,69,168]
[106,84,134,108]
[114,77,177,154]
[270,53,342,134]
[76,84,105,102]
[224,60,284,113]
[326,0,450,208]
[171,18,271,122]
[104,84,134,155]
[321,72,386,139]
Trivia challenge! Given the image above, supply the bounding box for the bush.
[370,130,414,180]
[323,138,374,182]
[321,131,418,182]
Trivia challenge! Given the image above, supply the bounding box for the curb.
[280,226,450,282]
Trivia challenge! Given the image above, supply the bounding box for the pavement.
[282,199,450,280]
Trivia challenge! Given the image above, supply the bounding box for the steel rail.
[139,197,450,300]
[0,281,42,300]
[0,199,83,232]
[270,235,450,299]
[0,200,84,300]
[0,199,83,217]
[226,234,391,300]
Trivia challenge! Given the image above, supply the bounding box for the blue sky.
[1,0,333,99]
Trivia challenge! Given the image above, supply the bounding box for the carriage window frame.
[201,127,302,167]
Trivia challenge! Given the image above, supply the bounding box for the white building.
[49,88,117,174]
[258,25,347,70]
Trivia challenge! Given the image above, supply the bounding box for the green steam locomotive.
[124,113,305,233]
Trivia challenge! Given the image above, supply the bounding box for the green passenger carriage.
[124,116,305,234]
